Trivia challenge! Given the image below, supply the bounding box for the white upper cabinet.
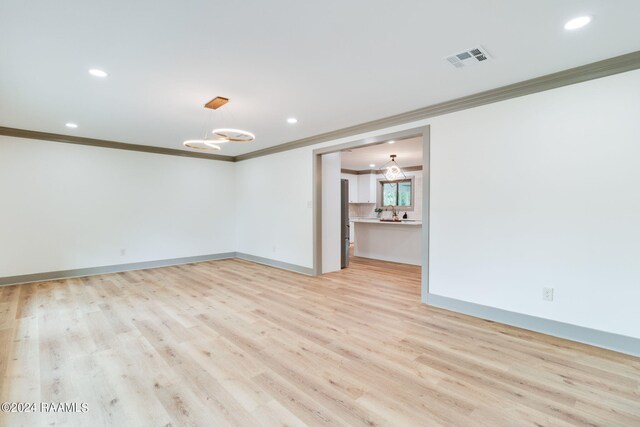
[357,174,377,204]
[342,172,377,204]
[341,173,358,203]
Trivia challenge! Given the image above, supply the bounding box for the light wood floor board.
[1,257,639,426]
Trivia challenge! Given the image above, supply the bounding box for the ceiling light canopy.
[65,122,78,128]
[204,96,229,110]
[88,68,108,77]
[388,140,395,144]
[369,163,376,168]
[287,117,298,124]
[564,16,591,30]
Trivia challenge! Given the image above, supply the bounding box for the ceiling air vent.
[445,46,492,68]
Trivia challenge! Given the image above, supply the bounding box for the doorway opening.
[312,125,430,303]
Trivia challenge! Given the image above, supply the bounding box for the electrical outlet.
[543,287,554,302]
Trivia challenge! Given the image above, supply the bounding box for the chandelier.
[380,154,406,181]
[183,97,255,150]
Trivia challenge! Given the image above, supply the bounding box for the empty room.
[1,1,639,426]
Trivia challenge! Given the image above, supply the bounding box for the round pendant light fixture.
[182,97,255,151]
[212,128,255,142]
[182,139,224,150]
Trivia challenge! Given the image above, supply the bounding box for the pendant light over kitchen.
[380,154,406,181]
[182,97,255,151]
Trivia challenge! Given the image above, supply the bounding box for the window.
[381,179,412,207]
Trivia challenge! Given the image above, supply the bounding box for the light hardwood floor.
[1,257,639,426]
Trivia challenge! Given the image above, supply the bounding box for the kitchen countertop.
[351,218,422,226]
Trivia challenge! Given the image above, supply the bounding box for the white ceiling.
[1,1,640,157]
[341,137,423,171]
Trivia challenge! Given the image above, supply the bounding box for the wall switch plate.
[543,287,554,301]
[120,249,126,256]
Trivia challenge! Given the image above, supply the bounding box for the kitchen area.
[340,137,423,267]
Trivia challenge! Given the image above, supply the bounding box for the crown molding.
[0,127,235,162]
[236,50,640,162]
[341,165,422,175]
[3,51,639,163]
[340,168,359,175]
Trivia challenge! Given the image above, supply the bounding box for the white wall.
[429,69,640,339]
[0,136,236,277]
[234,119,426,268]
[234,68,640,341]
[234,146,316,267]
[321,152,341,273]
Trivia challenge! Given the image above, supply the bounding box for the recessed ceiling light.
[65,123,78,128]
[388,140,395,144]
[369,164,376,168]
[564,16,591,30]
[88,68,108,77]
[287,117,298,124]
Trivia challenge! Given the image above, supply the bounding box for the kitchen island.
[352,218,422,266]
